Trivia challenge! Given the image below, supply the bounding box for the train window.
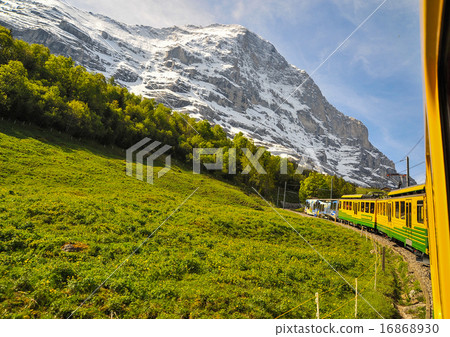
[361,202,364,212]
[350,202,352,210]
[383,203,386,216]
[365,203,370,213]
[401,201,405,220]
[370,202,374,213]
[388,203,391,222]
[395,202,399,218]
[417,200,424,224]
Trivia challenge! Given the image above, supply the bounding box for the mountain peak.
[0,0,398,187]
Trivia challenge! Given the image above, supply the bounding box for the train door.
[353,202,357,215]
[405,199,413,246]
[387,202,392,222]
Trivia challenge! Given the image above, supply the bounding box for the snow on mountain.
[0,0,399,186]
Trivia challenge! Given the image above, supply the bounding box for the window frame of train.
[401,201,406,220]
[370,202,375,214]
[417,200,424,224]
[406,200,412,228]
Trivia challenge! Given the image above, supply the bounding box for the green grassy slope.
[0,121,404,318]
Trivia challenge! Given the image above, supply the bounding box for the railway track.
[286,209,432,319]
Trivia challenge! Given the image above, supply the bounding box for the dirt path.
[286,209,432,319]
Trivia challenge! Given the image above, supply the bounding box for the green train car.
[337,184,428,255]
[378,184,428,255]
[338,194,377,229]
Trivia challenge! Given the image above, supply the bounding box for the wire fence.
[321,259,381,319]
[275,247,382,319]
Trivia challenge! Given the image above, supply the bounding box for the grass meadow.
[0,121,409,318]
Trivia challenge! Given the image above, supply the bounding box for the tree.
[299,172,328,202]
[0,27,14,64]
[0,60,33,118]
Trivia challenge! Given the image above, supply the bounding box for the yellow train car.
[376,185,428,255]
[422,0,450,318]
[338,195,377,229]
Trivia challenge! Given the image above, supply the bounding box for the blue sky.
[66,0,425,183]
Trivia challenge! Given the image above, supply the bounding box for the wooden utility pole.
[283,181,287,209]
[330,176,333,199]
[406,156,410,187]
[276,187,280,207]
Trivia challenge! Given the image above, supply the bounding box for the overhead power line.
[405,135,424,158]
[394,135,424,165]
[399,161,425,173]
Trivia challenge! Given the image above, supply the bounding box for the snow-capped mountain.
[0,0,399,186]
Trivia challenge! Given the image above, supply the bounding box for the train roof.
[306,198,339,201]
[388,184,425,197]
[340,194,364,199]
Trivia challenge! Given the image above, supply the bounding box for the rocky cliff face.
[0,0,399,186]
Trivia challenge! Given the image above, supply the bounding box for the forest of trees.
[0,26,356,201]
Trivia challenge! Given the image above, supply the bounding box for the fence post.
[374,247,378,291]
[315,292,319,319]
[355,278,358,318]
